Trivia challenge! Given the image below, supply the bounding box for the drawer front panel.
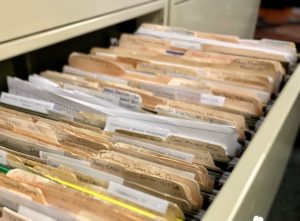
[0,0,156,42]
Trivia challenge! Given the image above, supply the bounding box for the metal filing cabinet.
[0,1,299,221]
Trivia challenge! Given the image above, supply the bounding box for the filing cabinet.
[0,1,299,220]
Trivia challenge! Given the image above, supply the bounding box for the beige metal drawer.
[168,0,260,38]
[0,0,166,61]
[0,0,158,43]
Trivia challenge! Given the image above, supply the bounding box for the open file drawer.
[0,1,299,220]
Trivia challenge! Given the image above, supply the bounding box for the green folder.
[0,164,11,174]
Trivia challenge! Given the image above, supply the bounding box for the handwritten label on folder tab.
[107,182,169,214]
[113,135,194,164]
[200,93,225,107]
[99,87,142,112]
[39,151,124,184]
[170,39,201,50]
[105,117,171,139]
[0,92,55,114]
[0,150,7,165]
[18,205,57,221]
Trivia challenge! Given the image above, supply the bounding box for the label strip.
[107,182,169,214]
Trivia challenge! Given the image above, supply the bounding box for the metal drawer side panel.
[203,66,300,221]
